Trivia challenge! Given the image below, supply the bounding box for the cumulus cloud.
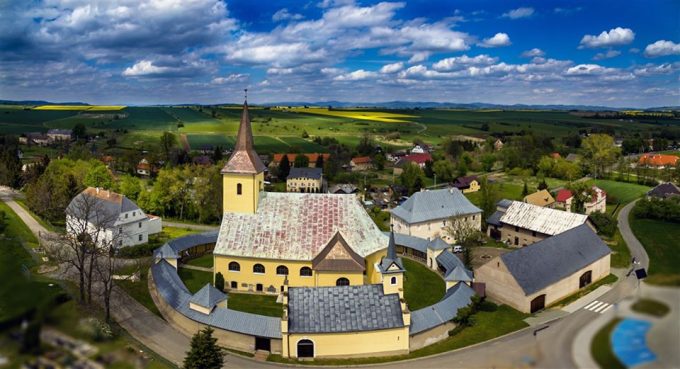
[334,69,378,81]
[579,27,635,48]
[593,50,621,60]
[122,60,173,76]
[432,54,498,71]
[479,33,511,48]
[502,7,534,19]
[521,48,545,58]
[644,40,680,57]
[380,62,404,73]
[272,8,304,22]
[212,74,248,84]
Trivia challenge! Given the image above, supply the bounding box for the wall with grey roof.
[391,188,482,224]
[409,283,475,334]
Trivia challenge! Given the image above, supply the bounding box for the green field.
[629,217,680,285]
[592,179,651,205]
[403,258,445,310]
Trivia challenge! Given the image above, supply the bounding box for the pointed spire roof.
[387,226,397,260]
[221,100,266,174]
[379,226,404,274]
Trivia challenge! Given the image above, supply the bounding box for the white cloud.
[122,60,171,76]
[579,27,635,48]
[593,50,621,60]
[479,33,511,48]
[634,63,677,76]
[432,54,498,71]
[212,74,248,84]
[502,7,534,19]
[565,64,609,75]
[380,62,404,73]
[644,40,680,57]
[272,8,304,22]
[521,48,544,58]
[532,88,554,94]
[408,52,430,63]
[333,69,378,81]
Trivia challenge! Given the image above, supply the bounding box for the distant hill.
[0,99,89,106]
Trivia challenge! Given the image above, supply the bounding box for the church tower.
[221,97,266,214]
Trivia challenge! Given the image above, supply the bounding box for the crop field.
[34,105,126,110]
[279,107,418,123]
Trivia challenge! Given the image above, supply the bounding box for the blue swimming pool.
[611,318,657,368]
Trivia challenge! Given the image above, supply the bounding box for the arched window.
[297,339,314,358]
[237,183,242,195]
[390,276,397,285]
[336,277,350,286]
[228,261,240,272]
[253,264,265,274]
[276,265,289,275]
[300,267,312,277]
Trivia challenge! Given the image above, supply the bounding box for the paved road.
[617,199,649,270]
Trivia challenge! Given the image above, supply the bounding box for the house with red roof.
[350,156,373,171]
[638,153,679,168]
[555,186,607,215]
[392,153,432,175]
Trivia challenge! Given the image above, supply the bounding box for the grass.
[116,271,162,318]
[631,298,670,317]
[608,230,631,268]
[177,268,213,293]
[14,199,63,234]
[548,274,619,308]
[591,318,625,369]
[403,258,445,311]
[185,254,213,268]
[592,179,651,205]
[226,293,283,317]
[268,301,529,365]
[629,216,680,286]
[0,201,39,247]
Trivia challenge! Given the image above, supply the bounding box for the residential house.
[100,155,115,169]
[486,199,591,247]
[523,189,556,208]
[391,188,482,244]
[66,187,162,248]
[646,182,680,199]
[328,184,358,194]
[393,153,432,175]
[493,139,504,151]
[638,153,679,169]
[410,144,430,154]
[47,128,72,142]
[550,152,561,159]
[350,156,373,171]
[452,176,480,193]
[287,167,323,193]
[192,155,213,166]
[136,158,153,177]
[475,224,611,313]
[555,186,607,214]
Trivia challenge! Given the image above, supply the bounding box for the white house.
[66,187,162,248]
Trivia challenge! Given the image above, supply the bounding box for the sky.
[1,0,679,107]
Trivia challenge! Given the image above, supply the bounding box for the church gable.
[312,232,365,272]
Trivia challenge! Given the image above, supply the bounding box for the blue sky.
[1,0,678,107]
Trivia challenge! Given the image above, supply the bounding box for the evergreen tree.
[183,327,224,369]
[278,155,291,180]
[294,154,310,168]
[212,146,223,162]
[215,272,225,291]
[315,154,324,169]
[521,181,529,197]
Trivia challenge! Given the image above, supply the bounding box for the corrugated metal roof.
[409,283,475,334]
[214,193,387,260]
[391,188,481,224]
[151,260,281,338]
[499,200,588,236]
[500,224,611,295]
[288,285,403,333]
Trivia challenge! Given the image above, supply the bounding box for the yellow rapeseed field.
[277,107,417,123]
[34,105,126,111]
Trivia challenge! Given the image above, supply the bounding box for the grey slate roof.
[647,183,680,198]
[391,188,481,224]
[288,285,403,333]
[486,210,503,226]
[66,187,142,227]
[383,232,449,253]
[287,167,323,180]
[379,231,405,273]
[329,183,358,194]
[428,238,450,251]
[189,283,228,310]
[154,244,179,260]
[500,224,611,295]
[436,250,473,282]
[410,283,475,334]
[151,260,281,338]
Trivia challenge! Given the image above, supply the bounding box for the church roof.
[221,101,266,174]
[214,192,387,260]
[379,230,404,274]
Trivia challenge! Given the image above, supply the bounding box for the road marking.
[600,305,613,314]
[583,300,600,310]
[587,301,605,311]
[583,300,612,314]
[593,302,610,313]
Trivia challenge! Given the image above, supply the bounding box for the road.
[2,185,651,368]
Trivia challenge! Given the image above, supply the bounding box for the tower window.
[237,183,242,195]
[390,276,397,285]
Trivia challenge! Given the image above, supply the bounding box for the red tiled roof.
[556,189,573,202]
[550,152,561,159]
[638,154,679,167]
[403,153,432,164]
[351,156,372,164]
[272,153,330,163]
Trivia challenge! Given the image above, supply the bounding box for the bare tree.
[444,216,479,247]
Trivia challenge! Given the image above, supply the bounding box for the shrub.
[215,272,225,291]
[633,198,680,223]
[589,212,617,237]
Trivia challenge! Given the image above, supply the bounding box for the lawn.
[629,216,680,286]
[403,258,445,311]
[608,230,631,269]
[226,293,283,317]
[178,268,213,293]
[590,318,625,369]
[268,301,529,365]
[592,179,651,205]
[185,253,214,268]
[631,298,670,317]
[0,201,39,247]
[115,267,162,318]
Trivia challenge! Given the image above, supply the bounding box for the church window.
[300,267,312,277]
[276,265,289,275]
[253,264,265,274]
[237,183,242,195]
[390,276,397,285]
[336,277,350,286]
[228,262,240,272]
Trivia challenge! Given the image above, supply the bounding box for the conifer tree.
[278,155,291,180]
[183,327,224,369]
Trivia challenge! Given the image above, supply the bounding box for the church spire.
[387,224,397,260]
[221,92,266,174]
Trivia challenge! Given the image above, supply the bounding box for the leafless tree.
[444,216,481,247]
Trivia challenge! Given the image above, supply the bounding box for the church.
[213,101,391,293]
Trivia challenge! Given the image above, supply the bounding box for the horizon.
[1,0,679,107]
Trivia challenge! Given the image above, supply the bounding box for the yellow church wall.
[222,172,264,214]
[284,327,409,358]
[365,249,387,284]
[315,271,363,287]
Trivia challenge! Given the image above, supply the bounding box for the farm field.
[629,217,680,286]
[592,179,651,205]
[280,107,418,123]
[34,105,126,110]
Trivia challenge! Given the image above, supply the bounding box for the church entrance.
[297,339,314,358]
